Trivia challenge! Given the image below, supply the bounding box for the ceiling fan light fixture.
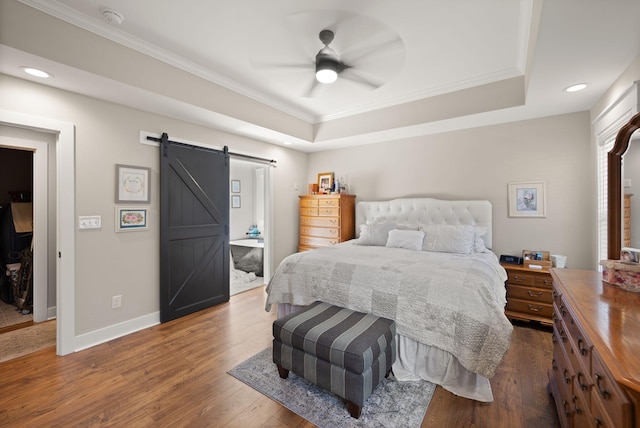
[315,59,339,84]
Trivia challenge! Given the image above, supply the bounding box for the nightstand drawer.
[506,271,535,286]
[506,284,552,304]
[506,298,553,318]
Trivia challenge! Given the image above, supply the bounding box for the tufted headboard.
[355,198,493,249]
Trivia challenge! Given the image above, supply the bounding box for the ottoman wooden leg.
[346,401,362,419]
[276,364,289,379]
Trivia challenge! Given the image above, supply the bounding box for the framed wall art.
[317,172,334,193]
[231,179,241,193]
[508,181,546,217]
[116,164,150,203]
[231,195,241,208]
[115,206,148,232]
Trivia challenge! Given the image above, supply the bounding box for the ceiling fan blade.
[340,68,385,89]
[340,35,404,66]
[250,59,313,72]
[301,77,322,98]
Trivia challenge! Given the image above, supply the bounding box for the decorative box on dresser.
[502,264,554,326]
[548,268,640,428]
[298,194,356,252]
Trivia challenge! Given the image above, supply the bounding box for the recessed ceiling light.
[20,67,53,78]
[564,83,587,93]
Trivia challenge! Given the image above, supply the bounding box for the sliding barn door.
[159,134,229,323]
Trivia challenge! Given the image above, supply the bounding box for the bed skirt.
[276,303,493,402]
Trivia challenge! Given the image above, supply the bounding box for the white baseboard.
[74,312,160,352]
[47,306,57,320]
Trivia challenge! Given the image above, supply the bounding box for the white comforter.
[265,241,512,379]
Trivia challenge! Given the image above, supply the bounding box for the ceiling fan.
[252,24,404,97]
[314,29,347,84]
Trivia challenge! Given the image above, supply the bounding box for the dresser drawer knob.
[527,290,543,297]
[563,369,571,384]
[543,279,551,286]
[559,329,567,343]
[577,372,588,391]
[595,373,611,399]
[527,304,543,312]
[514,275,526,282]
[577,338,588,356]
[572,395,582,415]
[562,400,571,417]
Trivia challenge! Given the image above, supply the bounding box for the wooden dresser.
[548,268,640,428]
[502,263,553,326]
[298,194,356,252]
[624,194,632,247]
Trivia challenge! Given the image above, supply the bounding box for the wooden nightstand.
[501,263,553,326]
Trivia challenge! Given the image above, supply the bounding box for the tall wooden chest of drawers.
[548,268,640,428]
[298,194,356,252]
[502,264,553,326]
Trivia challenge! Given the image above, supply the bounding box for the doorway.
[0,112,75,356]
[0,147,34,332]
[229,159,267,295]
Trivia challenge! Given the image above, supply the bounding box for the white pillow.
[358,222,419,246]
[420,224,475,254]
[385,229,425,251]
[474,227,489,253]
[358,222,397,246]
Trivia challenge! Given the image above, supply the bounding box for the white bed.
[265,198,512,401]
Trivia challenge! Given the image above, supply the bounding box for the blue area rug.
[228,348,435,428]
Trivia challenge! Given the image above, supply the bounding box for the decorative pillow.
[358,222,419,246]
[385,229,425,251]
[474,227,489,253]
[357,222,398,246]
[420,224,475,254]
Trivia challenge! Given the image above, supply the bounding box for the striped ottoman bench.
[272,301,396,419]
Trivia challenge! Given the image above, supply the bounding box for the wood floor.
[0,286,560,427]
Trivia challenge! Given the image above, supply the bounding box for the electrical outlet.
[111,295,122,309]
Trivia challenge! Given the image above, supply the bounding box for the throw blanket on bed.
[265,242,513,378]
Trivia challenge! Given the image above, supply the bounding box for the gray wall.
[0,73,307,336]
[307,112,595,269]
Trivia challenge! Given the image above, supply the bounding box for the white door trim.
[0,109,75,355]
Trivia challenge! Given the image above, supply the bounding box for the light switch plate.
[79,215,102,229]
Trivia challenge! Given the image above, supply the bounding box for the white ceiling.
[2,0,640,152]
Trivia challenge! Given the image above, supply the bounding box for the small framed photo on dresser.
[317,172,334,193]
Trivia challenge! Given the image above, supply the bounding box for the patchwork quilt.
[266,242,513,378]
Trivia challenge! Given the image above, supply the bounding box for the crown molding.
[17,0,317,123]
